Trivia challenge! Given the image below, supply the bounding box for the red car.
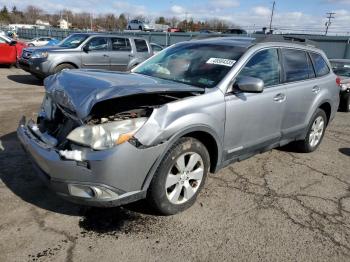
[0,35,27,65]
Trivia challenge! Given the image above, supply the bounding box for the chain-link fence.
[6,27,350,59]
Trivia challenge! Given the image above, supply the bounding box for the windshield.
[133,43,245,88]
[58,34,89,48]
[331,62,350,78]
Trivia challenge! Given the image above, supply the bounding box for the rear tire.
[295,109,327,153]
[147,137,210,215]
[54,63,76,74]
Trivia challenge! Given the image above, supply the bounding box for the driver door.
[224,48,286,160]
[81,37,110,69]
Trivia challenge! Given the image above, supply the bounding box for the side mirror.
[234,76,264,93]
[9,40,17,46]
[82,45,89,52]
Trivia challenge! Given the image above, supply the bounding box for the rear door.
[224,48,286,159]
[81,37,110,69]
[109,37,133,71]
[134,38,151,61]
[0,37,16,64]
[280,48,319,138]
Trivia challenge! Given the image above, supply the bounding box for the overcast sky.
[1,0,350,34]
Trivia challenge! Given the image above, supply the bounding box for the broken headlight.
[67,117,148,150]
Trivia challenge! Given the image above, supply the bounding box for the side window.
[281,49,314,82]
[111,37,131,51]
[238,48,280,87]
[309,52,330,77]
[134,39,149,52]
[86,37,108,51]
[0,37,7,43]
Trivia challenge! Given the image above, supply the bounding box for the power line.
[325,12,335,36]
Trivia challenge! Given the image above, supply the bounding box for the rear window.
[282,49,315,82]
[134,39,149,52]
[310,52,330,77]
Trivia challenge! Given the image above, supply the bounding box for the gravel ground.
[0,67,350,262]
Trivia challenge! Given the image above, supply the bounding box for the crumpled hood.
[44,69,204,120]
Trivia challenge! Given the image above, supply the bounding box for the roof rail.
[255,35,316,47]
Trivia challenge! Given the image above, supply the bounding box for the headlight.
[31,51,48,59]
[67,117,148,150]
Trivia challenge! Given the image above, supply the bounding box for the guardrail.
[6,27,350,59]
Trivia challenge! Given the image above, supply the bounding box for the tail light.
[336,77,341,86]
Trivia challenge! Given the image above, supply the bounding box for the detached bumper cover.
[17,117,166,207]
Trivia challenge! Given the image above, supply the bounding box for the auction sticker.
[206,58,236,67]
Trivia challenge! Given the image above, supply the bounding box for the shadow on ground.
[7,74,43,86]
[0,132,159,231]
[339,148,350,157]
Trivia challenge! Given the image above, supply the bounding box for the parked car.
[17,37,340,215]
[46,38,61,46]
[127,20,154,31]
[167,28,184,33]
[329,59,350,112]
[223,28,248,35]
[0,35,27,65]
[18,33,153,79]
[27,37,57,47]
[150,43,163,54]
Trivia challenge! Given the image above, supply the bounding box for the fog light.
[68,184,119,200]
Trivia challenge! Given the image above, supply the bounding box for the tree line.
[0,5,234,32]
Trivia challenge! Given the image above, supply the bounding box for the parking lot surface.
[0,67,350,262]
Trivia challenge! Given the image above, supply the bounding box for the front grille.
[22,50,32,59]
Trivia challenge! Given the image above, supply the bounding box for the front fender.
[134,88,226,147]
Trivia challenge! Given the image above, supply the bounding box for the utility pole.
[325,12,335,36]
[90,13,93,31]
[269,1,275,33]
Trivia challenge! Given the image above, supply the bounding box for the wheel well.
[319,102,331,124]
[55,62,78,69]
[182,131,219,173]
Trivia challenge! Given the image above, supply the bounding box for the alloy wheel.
[165,152,204,205]
[309,116,325,147]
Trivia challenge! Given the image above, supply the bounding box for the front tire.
[147,137,210,215]
[341,93,350,112]
[296,109,327,153]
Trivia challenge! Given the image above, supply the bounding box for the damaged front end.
[17,69,203,206]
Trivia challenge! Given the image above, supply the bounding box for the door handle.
[273,93,286,102]
[312,86,321,94]
[103,54,109,57]
[129,54,134,58]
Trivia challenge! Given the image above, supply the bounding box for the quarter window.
[134,39,149,52]
[86,37,108,51]
[111,37,131,51]
[310,52,330,77]
[281,49,314,82]
[238,49,280,87]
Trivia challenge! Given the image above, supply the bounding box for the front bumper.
[17,117,166,207]
[18,58,51,78]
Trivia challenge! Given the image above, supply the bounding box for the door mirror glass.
[234,76,264,93]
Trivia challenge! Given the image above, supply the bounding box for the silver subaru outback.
[17,37,340,215]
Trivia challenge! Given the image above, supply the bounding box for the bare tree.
[25,5,43,24]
